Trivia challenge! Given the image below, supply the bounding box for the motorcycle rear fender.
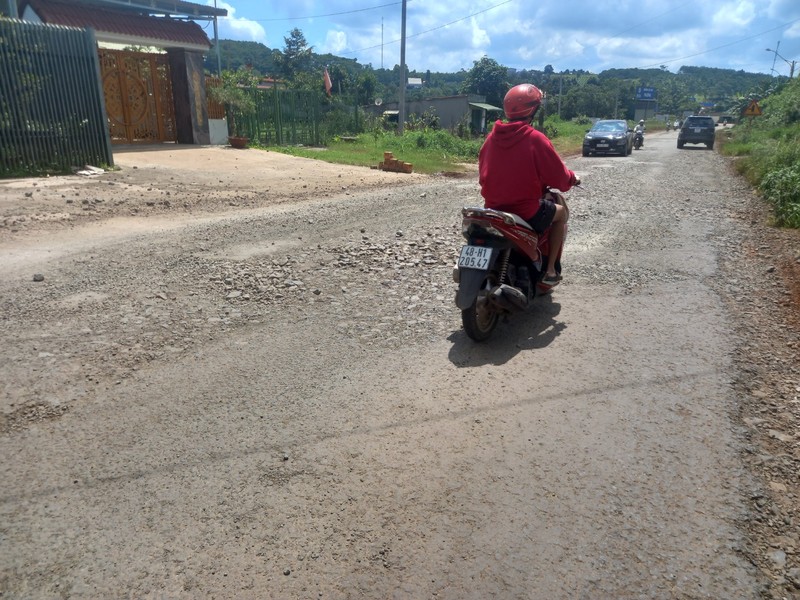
[456,267,492,309]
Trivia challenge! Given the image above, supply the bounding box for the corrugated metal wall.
[0,19,113,177]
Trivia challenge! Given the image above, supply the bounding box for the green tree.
[559,80,616,120]
[327,63,349,96]
[460,56,508,107]
[207,67,261,137]
[356,70,379,104]
[275,28,313,79]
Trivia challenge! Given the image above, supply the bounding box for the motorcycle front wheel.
[462,286,499,341]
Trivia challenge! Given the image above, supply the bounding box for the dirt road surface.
[1,137,799,599]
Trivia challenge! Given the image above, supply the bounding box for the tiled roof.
[23,0,212,49]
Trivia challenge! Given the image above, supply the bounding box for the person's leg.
[546,204,568,278]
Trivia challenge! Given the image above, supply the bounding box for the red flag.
[323,67,332,97]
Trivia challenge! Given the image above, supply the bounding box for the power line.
[340,0,513,58]
[638,16,800,70]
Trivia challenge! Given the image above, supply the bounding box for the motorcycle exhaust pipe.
[489,284,527,312]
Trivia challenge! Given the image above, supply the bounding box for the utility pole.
[557,73,563,118]
[766,42,796,78]
[398,0,407,135]
[213,0,222,76]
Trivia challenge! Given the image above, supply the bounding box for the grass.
[542,117,588,156]
[260,116,591,173]
[718,78,800,227]
[261,128,483,174]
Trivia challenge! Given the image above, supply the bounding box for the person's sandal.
[541,274,562,286]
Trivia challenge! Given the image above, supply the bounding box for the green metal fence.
[228,88,322,146]
[225,88,363,147]
[0,19,113,177]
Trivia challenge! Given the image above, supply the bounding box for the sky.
[201,0,800,77]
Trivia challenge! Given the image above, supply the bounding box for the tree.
[460,56,508,108]
[356,70,379,104]
[275,28,313,79]
[327,63,349,96]
[657,78,691,116]
[207,67,260,138]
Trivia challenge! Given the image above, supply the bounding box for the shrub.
[543,123,559,139]
[760,164,800,227]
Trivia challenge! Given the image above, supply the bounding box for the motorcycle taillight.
[464,222,504,239]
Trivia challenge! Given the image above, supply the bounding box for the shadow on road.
[446,294,565,367]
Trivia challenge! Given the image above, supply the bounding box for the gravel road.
[1,134,798,599]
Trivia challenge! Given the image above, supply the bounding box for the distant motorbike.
[454,189,570,341]
[633,129,644,150]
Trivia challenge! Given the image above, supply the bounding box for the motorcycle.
[454,189,569,341]
[633,129,644,150]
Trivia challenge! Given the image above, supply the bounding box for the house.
[369,94,503,134]
[13,0,227,145]
[407,77,423,89]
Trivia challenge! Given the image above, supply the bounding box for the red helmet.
[504,84,543,120]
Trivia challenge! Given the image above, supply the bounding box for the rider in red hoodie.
[479,84,579,286]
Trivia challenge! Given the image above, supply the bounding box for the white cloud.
[765,0,800,20]
[208,0,267,43]
[206,0,798,76]
[323,30,348,54]
[469,17,491,48]
[712,0,756,30]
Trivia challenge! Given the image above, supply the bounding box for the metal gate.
[99,49,176,144]
[1,19,113,177]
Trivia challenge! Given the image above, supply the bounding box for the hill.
[203,39,775,119]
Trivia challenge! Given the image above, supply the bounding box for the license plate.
[458,245,493,270]
[597,143,609,148]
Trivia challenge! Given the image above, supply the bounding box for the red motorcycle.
[454,190,569,341]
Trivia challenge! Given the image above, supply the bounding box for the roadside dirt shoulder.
[0,145,428,232]
[719,178,800,597]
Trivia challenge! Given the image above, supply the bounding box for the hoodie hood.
[489,120,531,148]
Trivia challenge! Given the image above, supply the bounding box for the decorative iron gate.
[99,49,176,144]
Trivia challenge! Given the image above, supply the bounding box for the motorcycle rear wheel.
[462,290,499,341]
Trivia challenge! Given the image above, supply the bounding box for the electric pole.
[398,0,407,135]
[766,42,796,78]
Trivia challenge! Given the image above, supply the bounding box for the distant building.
[407,77,423,89]
[366,94,502,134]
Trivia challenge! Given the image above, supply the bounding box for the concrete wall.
[209,118,228,145]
